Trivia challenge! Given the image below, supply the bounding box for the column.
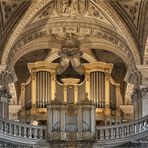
[31,72,36,108]
[51,73,56,100]
[105,73,110,109]
[137,65,148,117]
[64,85,67,103]
[74,85,78,104]
[116,84,120,109]
[85,72,90,100]
[20,83,25,107]
[140,87,148,116]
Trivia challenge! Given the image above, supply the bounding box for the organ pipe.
[90,72,105,108]
[36,71,51,108]
[19,61,123,121]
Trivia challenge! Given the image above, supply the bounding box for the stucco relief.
[7,24,136,72]
[1,0,140,71]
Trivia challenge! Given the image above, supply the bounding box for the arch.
[91,0,140,64]
[1,0,140,66]
[11,37,132,72]
[1,0,51,64]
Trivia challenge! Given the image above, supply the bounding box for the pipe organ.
[19,61,123,125]
[90,72,105,108]
[36,71,51,108]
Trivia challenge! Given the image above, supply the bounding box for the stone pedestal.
[120,105,134,121]
[9,105,22,121]
[0,88,11,119]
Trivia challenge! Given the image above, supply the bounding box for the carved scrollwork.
[57,33,84,75]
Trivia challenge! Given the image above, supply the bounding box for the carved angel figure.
[57,33,84,75]
[62,0,71,13]
[71,0,80,14]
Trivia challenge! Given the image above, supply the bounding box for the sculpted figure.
[62,0,71,13]
[71,0,80,14]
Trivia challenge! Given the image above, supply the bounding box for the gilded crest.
[55,0,87,17]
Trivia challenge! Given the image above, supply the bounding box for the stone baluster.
[39,129,43,139]
[4,122,7,134]
[24,127,27,138]
[8,123,12,135]
[18,126,21,137]
[143,120,147,130]
[6,123,8,134]
[105,129,109,139]
[126,125,129,136]
[10,124,13,135]
[121,126,125,137]
[147,119,148,128]
[135,123,140,133]
[139,122,142,132]
[0,121,2,132]
[130,124,134,135]
[111,128,115,139]
[13,125,17,136]
[29,128,32,138]
[34,128,38,139]
[25,128,28,138]
[116,127,119,138]
[100,129,104,140]
[141,121,144,131]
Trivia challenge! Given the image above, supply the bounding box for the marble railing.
[0,115,148,147]
[0,117,49,146]
[95,115,148,146]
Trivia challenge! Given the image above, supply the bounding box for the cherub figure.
[71,0,80,14]
[62,0,71,13]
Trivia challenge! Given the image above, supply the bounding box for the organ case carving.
[18,61,123,125]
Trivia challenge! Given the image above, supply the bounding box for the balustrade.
[0,115,148,146]
[0,118,47,140]
[96,115,148,142]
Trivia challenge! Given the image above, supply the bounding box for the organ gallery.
[19,61,124,126]
[0,0,148,147]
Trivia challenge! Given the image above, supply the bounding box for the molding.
[1,0,140,68]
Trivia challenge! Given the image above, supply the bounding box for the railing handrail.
[0,117,46,129]
[96,115,148,129]
[0,115,148,147]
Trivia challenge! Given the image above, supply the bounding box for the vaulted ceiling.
[0,0,148,65]
[0,0,31,59]
[110,0,148,60]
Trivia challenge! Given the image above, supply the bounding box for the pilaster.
[105,72,110,110]
[137,65,148,117]
[31,72,36,108]
[51,73,56,100]
[85,72,90,100]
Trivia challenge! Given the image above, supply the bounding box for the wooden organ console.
[18,61,123,126]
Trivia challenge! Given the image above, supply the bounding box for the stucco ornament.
[57,33,84,75]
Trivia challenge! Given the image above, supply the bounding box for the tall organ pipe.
[90,72,105,108]
[36,71,51,108]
